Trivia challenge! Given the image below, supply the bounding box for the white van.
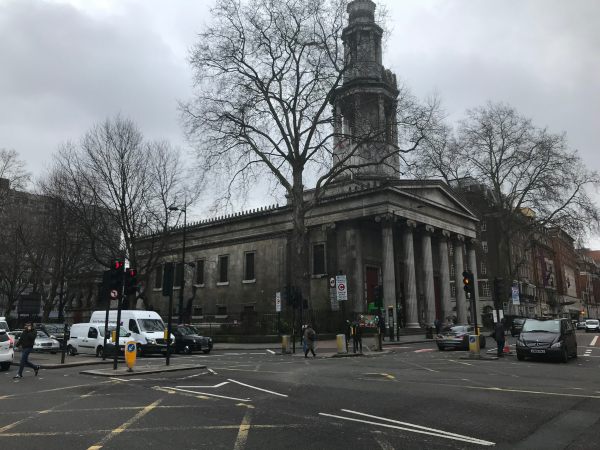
[89,310,173,355]
[67,323,132,357]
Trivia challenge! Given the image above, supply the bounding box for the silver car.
[33,330,61,354]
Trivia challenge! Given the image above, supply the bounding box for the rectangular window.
[449,244,454,256]
[244,252,255,281]
[243,305,255,313]
[313,243,326,275]
[154,265,163,289]
[482,241,488,253]
[219,255,229,283]
[195,259,205,285]
[450,264,455,278]
[480,280,490,297]
[175,262,184,287]
[193,306,203,316]
[217,305,227,315]
[480,262,487,275]
[451,284,456,298]
[481,221,487,232]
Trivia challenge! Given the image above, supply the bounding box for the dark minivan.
[516,318,577,363]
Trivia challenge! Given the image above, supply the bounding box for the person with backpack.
[303,324,317,358]
[14,322,40,379]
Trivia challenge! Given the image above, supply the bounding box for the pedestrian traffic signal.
[109,260,124,290]
[124,268,138,296]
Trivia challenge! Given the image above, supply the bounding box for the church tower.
[333,0,399,179]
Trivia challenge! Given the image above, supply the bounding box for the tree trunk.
[290,170,310,316]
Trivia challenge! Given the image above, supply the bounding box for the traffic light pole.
[102,286,110,361]
[113,263,125,371]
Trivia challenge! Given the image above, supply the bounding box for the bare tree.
[181,0,440,299]
[49,115,197,309]
[0,149,31,213]
[413,101,600,279]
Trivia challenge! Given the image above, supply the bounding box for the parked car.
[576,321,587,330]
[32,330,61,354]
[436,325,486,351]
[516,318,577,362]
[511,318,526,336]
[585,319,600,333]
[35,323,69,345]
[0,330,14,371]
[188,326,213,354]
[172,325,213,354]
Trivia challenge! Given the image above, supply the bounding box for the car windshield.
[0,321,9,332]
[441,326,470,334]
[586,320,599,325]
[99,326,129,337]
[521,319,560,333]
[44,324,63,333]
[177,326,196,336]
[37,330,50,338]
[514,319,525,324]
[138,319,165,332]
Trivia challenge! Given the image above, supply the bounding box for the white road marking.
[466,386,600,399]
[266,349,275,354]
[208,368,217,375]
[176,382,230,389]
[227,379,288,397]
[414,349,435,353]
[319,411,494,446]
[591,336,598,346]
[169,387,251,402]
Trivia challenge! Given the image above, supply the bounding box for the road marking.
[266,349,275,354]
[169,387,251,402]
[466,386,600,399]
[208,368,217,374]
[233,409,252,450]
[227,379,288,398]
[448,360,473,366]
[398,359,439,373]
[319,411,495,446]
[591,336,598,346]
[86,399,161,450]
[176,381,230,389]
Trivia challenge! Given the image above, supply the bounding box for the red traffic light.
[113,260,124,270]
[127,268,137,277]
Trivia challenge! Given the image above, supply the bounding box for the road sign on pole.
[275,292,281,312]
[336,275,348,301]
[511,286,520,305]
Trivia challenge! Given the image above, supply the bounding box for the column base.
[405,322,421,329]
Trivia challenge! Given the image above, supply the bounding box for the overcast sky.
[1,0,599,245]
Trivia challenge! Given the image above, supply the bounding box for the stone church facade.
[143,0,480,332]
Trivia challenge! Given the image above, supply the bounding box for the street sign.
[110,289,119,299]
[336,275,348,301]
[511,286,520,305]
[329,277,336,288]
[275,292,281,312]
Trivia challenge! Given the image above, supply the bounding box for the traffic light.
[374,285,383,308]
[162,262,174,296]
[109,260,124,291]
[124,268,138,296]
[493,277,505,306]
[462,271,471,293]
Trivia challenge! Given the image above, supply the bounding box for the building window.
[313,243,326,275]
[451,284,456,298]
[244,252,255,281]
[450,264,455,278]
[195,259,205,285]
[480,262,487,275]
[243,305,255,313]
[174,262,184,287]
[193,306,203,316]
[154,265,163,289]
[449,244,454,256]
[482,241,488,253]
[481,221,487,232]
[480,280,490,297]
[219,255,229,283]
[217,305,227,315]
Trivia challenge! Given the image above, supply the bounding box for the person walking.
[494,319,507,358]
[14,322,40,379]
[303,324,317,358]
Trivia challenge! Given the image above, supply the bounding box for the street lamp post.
[169,201,187,325]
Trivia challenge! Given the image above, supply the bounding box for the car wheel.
[202,349,211,354]
[517,352,525,361]
[96,346,104,358]
[184,345,192,355]
[0,362,10,371]
[437,345,444,351]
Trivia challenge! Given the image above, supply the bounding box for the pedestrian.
[434,318,441,335]
[14,322,40,379]
[303,324,317,358]
[494,319,507,358]
[378,313,386,341]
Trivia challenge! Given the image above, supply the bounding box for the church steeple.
[333,0,399,179]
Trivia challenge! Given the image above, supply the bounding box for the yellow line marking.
[233,410,252,450]
[466,386,600,399]
[86,399,161,450]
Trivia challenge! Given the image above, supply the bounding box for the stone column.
[438,231,452,322]
[467,239,479,326]
[453,235,467,324]
[402,220,420,329]
[421,225,436,326]
[381,218,396,317]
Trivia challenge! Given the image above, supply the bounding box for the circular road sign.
[338,283,346,292]
[329,277,336,288]
[110,289,119,299]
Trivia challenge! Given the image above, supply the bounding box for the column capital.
[454,234,465,243]
[375,213,397,224]
[440,229,451,239]
[467,238,478,248]
[423,225,435,234]
[405,219,417,229]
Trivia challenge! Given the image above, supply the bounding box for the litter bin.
[281,335,291,354]
[336,334,347,354]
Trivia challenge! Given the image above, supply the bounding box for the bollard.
[281,335,290,354]
[336,334,347,354]
[468,334,480,358]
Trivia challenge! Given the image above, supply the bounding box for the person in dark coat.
[14,322,40,378]
[303,325,317,358]
[494,319,507,357]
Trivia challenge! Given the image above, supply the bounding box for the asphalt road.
[2,331,600,449]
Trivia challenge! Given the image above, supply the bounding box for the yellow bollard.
[336,334,347,354]
[281,335,290,354]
